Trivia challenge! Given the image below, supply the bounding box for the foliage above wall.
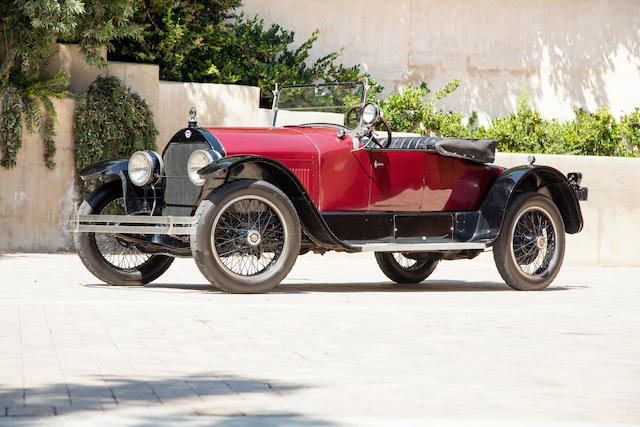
[0,0,139,169]
[74,76,157,194]
[381,81,640,157]
[110,1,367,106]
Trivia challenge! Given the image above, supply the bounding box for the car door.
[368,149,427,211]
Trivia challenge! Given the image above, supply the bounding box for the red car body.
[210,126,502,213]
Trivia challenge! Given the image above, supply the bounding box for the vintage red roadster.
[70,81,588,293]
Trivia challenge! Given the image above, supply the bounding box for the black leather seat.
[368,136,497,164]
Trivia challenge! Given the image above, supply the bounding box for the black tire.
[374,252,439,283]
[493,192,565,291]
[73,181,174,285]
[191,179,301,293]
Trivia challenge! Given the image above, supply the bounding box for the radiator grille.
[162,142,209,215]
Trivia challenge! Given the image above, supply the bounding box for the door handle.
[374,160,385,168]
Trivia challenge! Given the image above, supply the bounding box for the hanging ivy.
[0,70,68,168]
[0,88,22,168]
[74,75,158,194]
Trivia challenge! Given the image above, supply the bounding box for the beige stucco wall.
[156,82,271,151]
[47,44,105,95]
[241,0,640,125]
[495,153,640,267]
[0,98,77,252]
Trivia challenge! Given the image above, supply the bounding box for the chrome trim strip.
[347,242,488,252]
[74,215,197,224]
[69,214,197,235]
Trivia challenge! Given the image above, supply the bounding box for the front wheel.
[191,179,301,293]
[375,252,439,283]
[493,192,565,291]
[73,181,174,285]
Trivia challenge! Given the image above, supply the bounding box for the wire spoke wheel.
[375,252,439,284]
[392,253,428,271]
[493,192,565,291]
[212,196,286,278]
[74,181,173,285]
[510,207,557,277]
[192,179,301,293]
[91,198,153,271]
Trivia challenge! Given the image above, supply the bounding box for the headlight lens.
[187,149,220,186]
[362,102,380,126]
[128,151,163,187]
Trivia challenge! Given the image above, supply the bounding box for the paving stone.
[6,405,55,417]
[0,253,639,424]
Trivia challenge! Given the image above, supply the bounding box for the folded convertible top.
[369,136,497,164]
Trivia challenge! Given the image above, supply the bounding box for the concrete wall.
[0,99,77,252]
[241,0,640,125]
[156,82,271,151]
[47,45,273,148]
[495,153,640,267]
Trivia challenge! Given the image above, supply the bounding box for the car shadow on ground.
[84,280,572,293]
[0,372,324,421]
[275,280,571,293]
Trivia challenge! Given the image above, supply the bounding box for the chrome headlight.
[362,102,381,126]
[128,151,163,187]
[187,149,220,186]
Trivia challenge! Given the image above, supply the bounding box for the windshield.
[273,82,366,129]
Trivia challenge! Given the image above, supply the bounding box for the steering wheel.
[369,116,393,149]
[345,104,362,127]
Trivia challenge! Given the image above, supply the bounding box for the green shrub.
[380,80,471,137]
[380,80,640,157]
[618,108,640,154]
[111,1,369,106]
[0,0,139,169]
[74,76,157,194]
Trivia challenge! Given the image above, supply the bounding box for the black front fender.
[78,158,129,180]
[474,165,584,243]
[77,158,155,215]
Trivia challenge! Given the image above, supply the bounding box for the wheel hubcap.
[246,229,262,246]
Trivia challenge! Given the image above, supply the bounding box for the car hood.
[204,126,351,162]
[205,127,315,160]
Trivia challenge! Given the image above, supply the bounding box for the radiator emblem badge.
[185,130,192,139]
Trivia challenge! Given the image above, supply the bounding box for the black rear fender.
[198,155,352,250]
[475,165,584,243]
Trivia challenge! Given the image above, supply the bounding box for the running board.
[346,241,488,252]
[68,214,197,235]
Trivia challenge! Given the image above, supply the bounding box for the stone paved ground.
[0,252,639,426]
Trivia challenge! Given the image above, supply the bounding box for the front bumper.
[69,214,197,235]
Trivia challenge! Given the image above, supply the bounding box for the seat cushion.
[369,136,497,164]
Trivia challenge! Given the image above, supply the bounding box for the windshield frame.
[271,81,369,128]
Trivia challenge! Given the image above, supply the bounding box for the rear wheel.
[191,179,301,293]
[73,181,174,285]
[493,192,565,291]
[375,252,439,283]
